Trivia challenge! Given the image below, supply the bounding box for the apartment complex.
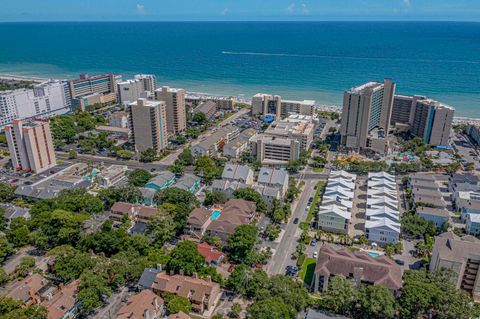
[317,170,356,234]
[250,114,315,165]
[281,99,316,116]
[117,74,157,104]
[191,125,239,157]
[4,119,56,173]
[340,79,396,154]
[312,245,402,293]
[365,172,400,244]
[109,111,128,128]
[128,98,168,153]
[430,232,480,300]
[69,74,121,110]
[155,86,186,135]
[0,80,71,127]
[251,93,281,117]
[192,101,217,120]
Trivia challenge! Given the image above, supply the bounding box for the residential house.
[211,179,247,198]
[256,167,289,198]
[430,232,480,300]
[110,202,157,224]
[206,199,256,241]
[449,172,480,193]
[192,101,217,120]
[5,274,50,305]
[317,204,350,234]
[138,267,163,291]
[116,289,164,319]
[187,208,212,238]
[466,214,480,236]
[311,245,402,294]
[453,191,480,220]
[196,242,225,265]
[145,171,176,191]
[151,272,221,314]
[41,280,80,319]
[175,174,201,193]
[223,128,256,159]
[1,204,30,227]
[417,206,450,228]
[221,164,254,185]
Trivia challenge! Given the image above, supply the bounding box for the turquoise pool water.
[211,210,221,220]
[368,252,380,258]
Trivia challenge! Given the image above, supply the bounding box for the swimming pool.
[211,210,221,220]
[367,251,380,258]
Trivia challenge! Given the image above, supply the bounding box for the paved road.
[267,178,319,275]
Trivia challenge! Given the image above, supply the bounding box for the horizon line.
[1,19,480,23]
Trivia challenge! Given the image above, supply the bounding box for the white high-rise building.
[0,80,71,127]
[117,74,157,105]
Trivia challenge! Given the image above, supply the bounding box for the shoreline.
[2,73,479,123]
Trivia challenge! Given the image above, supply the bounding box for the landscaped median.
[306,181,326,223]
[299,257,316,285]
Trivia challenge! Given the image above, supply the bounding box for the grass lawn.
[300,257,317,285]
[306,181,326,223]
[312,167,324,172]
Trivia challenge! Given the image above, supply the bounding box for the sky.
[1,0,480,22]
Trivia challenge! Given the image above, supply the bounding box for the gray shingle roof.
[257,167,288,186]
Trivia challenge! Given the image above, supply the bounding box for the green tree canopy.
[227,224,259,263]
[167,240,205,276]
[128,169,153,186]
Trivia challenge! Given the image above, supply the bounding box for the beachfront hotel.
[0,80,72,127]
[339,78,396,155]
[4,118,56,173]
[391,94,454,146]
[154,86,186,135]
[68,73,121,110]
[251,93,315,117]
[128,98,168,154]
[117,74,157,105]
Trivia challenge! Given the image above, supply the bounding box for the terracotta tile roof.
[5,273,50,303]
[152,273,220,305]
[116,290,163,319]
[168,311,192,319]
[315,246,402,291]
[41,280,79,319]
[196,242,224,263]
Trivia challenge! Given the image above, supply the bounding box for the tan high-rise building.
[154,86,186,135]
[128,98,168,154]
[251,93,281,117]
[4,119,56,173]
[340,79,396,154]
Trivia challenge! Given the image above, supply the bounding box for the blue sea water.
[0,21,479,117]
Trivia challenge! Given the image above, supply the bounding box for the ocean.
[0,21,479,116]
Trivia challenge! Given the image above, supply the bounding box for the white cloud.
[286,3,296,13]
[220,8,229,16]
[301,3,309,15]
[136,4,146,15]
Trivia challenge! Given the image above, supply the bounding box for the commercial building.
[311,245,402,293]
[250,114,315,165]
[317,170,356,234]
[69,74,121,110]
[251,93,281,117]
[117,74,157,104]
[155,86,186,135]
[340,79,396,154]
[281,99,316,116]
[430,232,480,300]
[365,172,400,244]
[151,272,221,314]
[410,99,454,146]
[97,165,128,188]
[4,119,56,173]
[128,98,168,154]
[0,80,71,127]
[390,94,426,126]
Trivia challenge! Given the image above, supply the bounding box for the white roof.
[366,207,400,222]
[318,204,351,220]
[322,196,353,210]
[365,219,401,233]
[330,170,356,180]
[367,196,398,208]
[468,213,480,223]
[367,187,397,199]
[324,186,354,199]
[327,179,355,190]
[368,179,396,189]
[368,171,395,181]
